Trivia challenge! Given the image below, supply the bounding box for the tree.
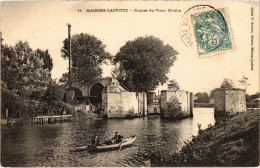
[113,36,178,93]
[42,80,62,114]
[35,49,53,71]
[1,81,20,118]
[210,89,217,99]
[61,33,110,86]
[59,73,69,83]
[239,75,250,91]
[2,41,51,96]
[1,41,52,117]
[168,79,180,91]
[220,78,234,89]
[194,92,210,103]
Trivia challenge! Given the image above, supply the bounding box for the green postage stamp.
[191,8,233,57]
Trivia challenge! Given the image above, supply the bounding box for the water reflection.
[1,108,215,167]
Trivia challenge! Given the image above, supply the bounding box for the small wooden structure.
[30,115,73,124]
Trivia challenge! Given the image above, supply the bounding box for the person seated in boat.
[111,132,124,143]
[90,135,100,146]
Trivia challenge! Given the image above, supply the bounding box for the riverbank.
[151,109,259,167]
[194,103,214,108]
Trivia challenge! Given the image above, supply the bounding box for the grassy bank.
[151,109,259,167]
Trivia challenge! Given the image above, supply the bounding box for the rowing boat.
[74,135,136,152]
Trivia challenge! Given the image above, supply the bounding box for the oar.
[119,139,124,151]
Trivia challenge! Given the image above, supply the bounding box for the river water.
[1,108,215,167]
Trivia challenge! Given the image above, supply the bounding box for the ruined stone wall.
[225,89,246,114]
[160,91,167,111]
[176,90,190,116]
[190,92,194,117]
[76,77,125,97]
[78,85,89,97]
[62,77,148,118]
[214,89,226,116]
[137,92,147,116]
[103,92,124,118]
[160,90,193,118]
[102,91,147,118]
[214,88,247,117]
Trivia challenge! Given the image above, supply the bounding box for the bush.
[166,96,182,118]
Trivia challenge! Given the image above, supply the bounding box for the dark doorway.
[90,83,104,106]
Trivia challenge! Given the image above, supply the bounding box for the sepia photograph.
[0,1,259,167]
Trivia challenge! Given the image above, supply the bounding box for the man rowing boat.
[111,132,124,143]
[102,132,124,145]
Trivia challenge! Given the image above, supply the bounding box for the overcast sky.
[1,1,259,94]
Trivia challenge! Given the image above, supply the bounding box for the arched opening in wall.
[63,87,83,103]
[90,83,104,114]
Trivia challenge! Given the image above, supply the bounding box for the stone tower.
[214,88,247,118]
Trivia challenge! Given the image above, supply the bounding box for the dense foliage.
[61,33,110,86]
[35,49,53,71]
[194,92,210,103]
[220,78,234,89]
[113,36,178,93]
[1,41,60,118]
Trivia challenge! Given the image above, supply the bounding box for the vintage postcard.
[0,1,259,167]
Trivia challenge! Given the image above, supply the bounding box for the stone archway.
[64,87,83,103]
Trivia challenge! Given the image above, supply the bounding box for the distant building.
[213,88,246,117]
[160,90,193,119]
[147,92,160,115]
